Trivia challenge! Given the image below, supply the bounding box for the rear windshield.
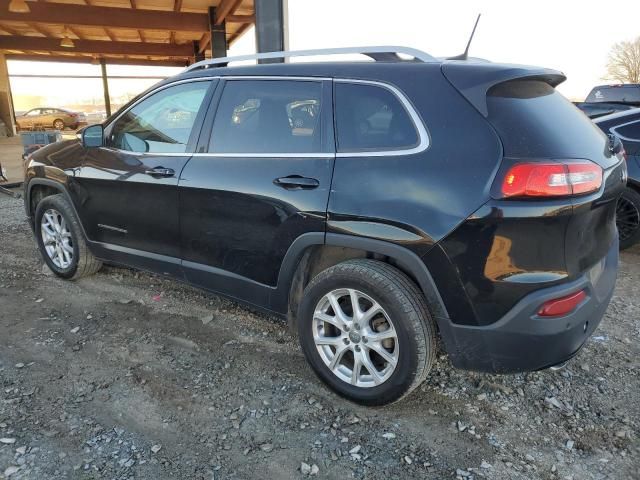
[487,80,607,158]
[586,86,640,104]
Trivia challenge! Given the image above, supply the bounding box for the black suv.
[23,47,626,405]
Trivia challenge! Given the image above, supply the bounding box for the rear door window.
[210,80,322,154]
[334,82,419,153]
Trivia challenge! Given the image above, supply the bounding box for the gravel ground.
[0,189,638,480]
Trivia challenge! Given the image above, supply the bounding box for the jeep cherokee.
[23,47,627,405]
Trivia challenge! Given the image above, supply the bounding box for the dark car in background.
[16,107,87,131]
[22,47,626,405]
[575,84,640,119]
[595,108,640,249]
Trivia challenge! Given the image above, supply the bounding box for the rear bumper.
[439,237,618,373]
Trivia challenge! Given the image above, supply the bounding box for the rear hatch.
[444,61,626,281]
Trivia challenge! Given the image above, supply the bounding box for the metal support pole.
[255,0,288,64]
[208,7,227,58]
[100,58,111,118]
[193,41,205,63]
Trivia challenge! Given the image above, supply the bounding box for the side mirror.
[82,124,104,148]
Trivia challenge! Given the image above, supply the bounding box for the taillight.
[537,290,586,317]
[500,161,602,198]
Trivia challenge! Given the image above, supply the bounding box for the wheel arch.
[26,179,84,234]
[277,233,451,339]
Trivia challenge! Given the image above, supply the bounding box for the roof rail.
[185,46,437,72]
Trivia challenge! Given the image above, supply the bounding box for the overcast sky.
[230,0,640,100]
[8,0,640,106]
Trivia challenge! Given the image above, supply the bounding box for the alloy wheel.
[617,196,640,242]
[312,288,399,388]
[41,208,74,269]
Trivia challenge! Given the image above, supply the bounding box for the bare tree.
[606,37,640,83]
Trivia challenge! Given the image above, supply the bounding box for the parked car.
[23,47,626,405]
[16,107,87,131]
[575,84,640,118]
[594,108,640,249]
[86,111,108,124]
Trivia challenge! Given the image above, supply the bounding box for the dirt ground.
[0,188,638,480]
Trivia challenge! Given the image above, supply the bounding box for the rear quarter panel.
[327,63,502,252]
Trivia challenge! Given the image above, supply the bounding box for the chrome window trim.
[334,79,430,158]
[103,76,430,159]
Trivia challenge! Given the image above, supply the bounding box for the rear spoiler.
[441,61,566,117]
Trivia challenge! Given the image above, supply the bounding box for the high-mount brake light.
[500,161,602,198]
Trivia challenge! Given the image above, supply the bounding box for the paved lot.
[0,189,638,479]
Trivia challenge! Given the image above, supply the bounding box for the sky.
[8,0,640,109]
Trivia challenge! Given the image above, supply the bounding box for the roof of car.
[590,84,640,90]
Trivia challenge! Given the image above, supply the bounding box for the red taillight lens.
[501,161,602,198]
[537,290,586,317]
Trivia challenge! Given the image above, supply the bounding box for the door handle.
[145,167,175,178]
[274,175,320,190]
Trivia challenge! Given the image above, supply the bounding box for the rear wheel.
[617,187,640,250]
[297,259,436,405]
[53,119,65,131]
[35,194,102,279]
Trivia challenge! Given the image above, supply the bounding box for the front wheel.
[297,259,436,405]
[35,194,102,279]
[617,187,640,250]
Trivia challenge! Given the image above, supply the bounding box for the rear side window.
[586,86,640,104]
[210,80,322,154]
[334,82,419,153]
[487,80,607,158]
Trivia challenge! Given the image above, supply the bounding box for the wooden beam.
[0,36,194,57]
[198,32,210,54]
[66,26,84,40]
[0,23,19,35]
[214,0,243,25]
[228,22,252,44]
[29,23,52,37]
[0,0,210,32]
[226,14,255,23]
[5,53,188,67]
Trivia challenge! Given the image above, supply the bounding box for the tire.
[53,119,65,131]
[617,187,640,250]
[35,194,102,279]
[297,259,436,406]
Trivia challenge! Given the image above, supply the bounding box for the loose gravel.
[0,189,638,479]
